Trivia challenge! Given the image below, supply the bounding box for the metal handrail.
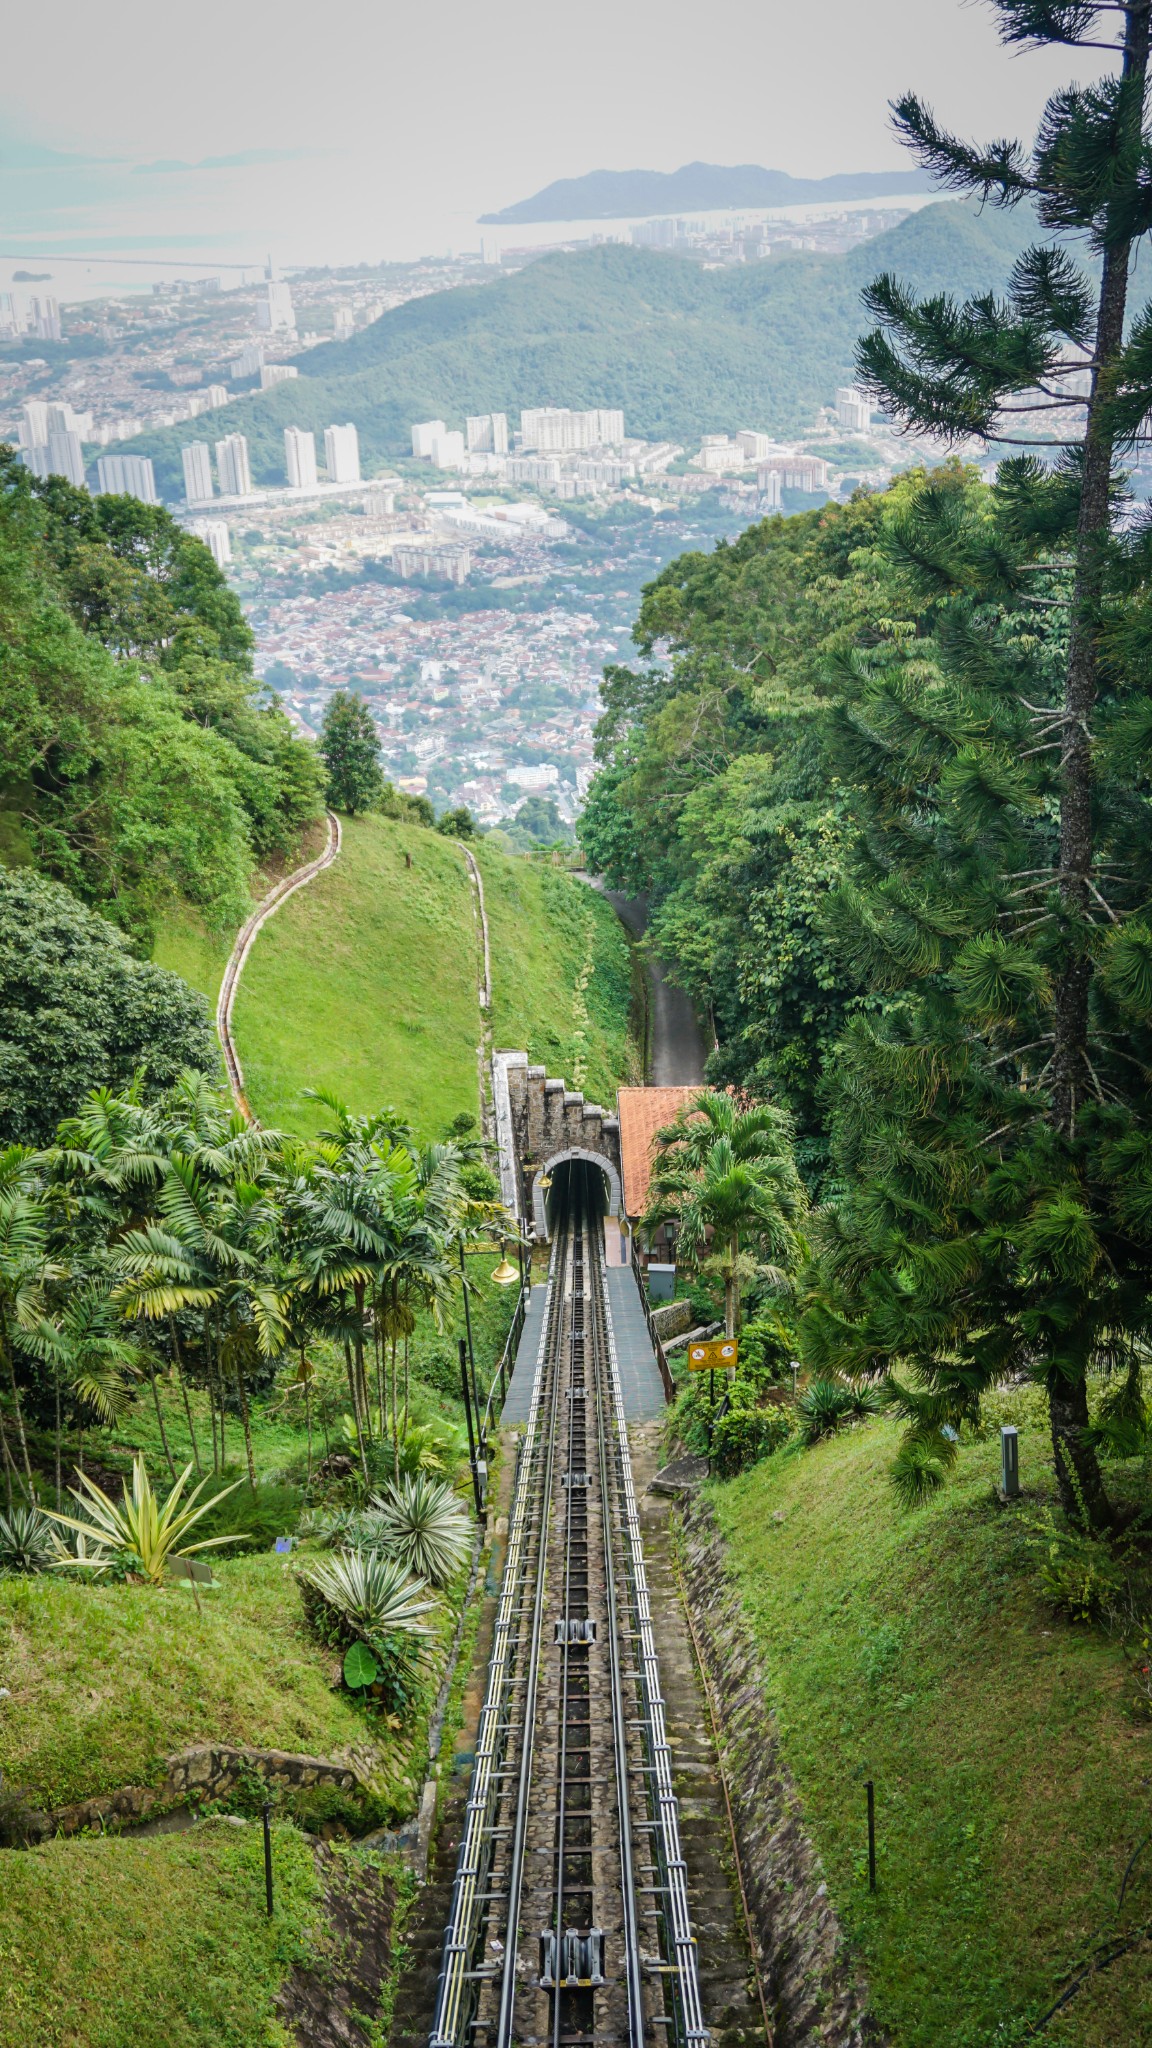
[480,1281,528,1445]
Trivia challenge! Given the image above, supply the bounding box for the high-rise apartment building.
[182,442,214,504]
[30,296,61,341]
[0,294,19,336]
[188,520,231,569]
[230,343,265,379]
[256,280,296,332]
[19,400,50,450]
[430,429,465,469]
[260,364,299,389]
[48,430,86,488]
[95,453,157,502]
[835,386,872,434]
[465,412,509,455]
[284,426,318,489]
[736,430,773,461]
[412,419,446,458]
[520,407,625,451]
[215,434,253,498]
[333,306,354,341]
[324,423,360,483]
[205,384,228,408]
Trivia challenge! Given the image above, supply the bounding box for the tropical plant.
[298,1546,435,1642]
[645,1092,807,1337]
[710,1394,795,1480]
[796,1377,886,1447]
[46,1454,243,1585]
[0,1503,58,1573]
[369,1472,472,1586]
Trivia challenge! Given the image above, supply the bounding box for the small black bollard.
[263,1799,274,1917]
[866,1780,877,1893]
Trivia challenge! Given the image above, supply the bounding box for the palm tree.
[22,1280,143,1505]
[645,1092,807,1338]
[0,1147,60,1504]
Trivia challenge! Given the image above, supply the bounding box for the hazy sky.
[1,0,1091,269]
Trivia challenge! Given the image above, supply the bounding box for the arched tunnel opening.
[542,1154,611,1235]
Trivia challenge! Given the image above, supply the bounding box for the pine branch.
[993,1,1126,51]
[891,93,1034,205]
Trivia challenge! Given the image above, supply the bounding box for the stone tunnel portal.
[531,1147,621,1240]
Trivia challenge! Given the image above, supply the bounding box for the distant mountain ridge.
[480,160,935,224]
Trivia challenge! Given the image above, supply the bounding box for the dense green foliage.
[0,869,215,1144]
[0,453,325,944]
[124,204,1033,497]
[319,688,385,815]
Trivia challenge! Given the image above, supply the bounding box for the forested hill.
[129,201,1032,499]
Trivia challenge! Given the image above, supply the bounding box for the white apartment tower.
[520,407,624,451]
[189,520,232,569]
[324,422,360,483]
[284,426,318,489]
[835,386,872,434]
[215,434,253,498]
[466,412,510,455]
[182,442,214,504]
[257,280,296,332]
[48,430,86,487]
[96,453,158,503]
[412,419,446,458]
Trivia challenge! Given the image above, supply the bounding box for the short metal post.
[866,1780,876,1893]
[263,1800,274,1916]
[1000,1424,1020,1499]
[459,1240,482,1449]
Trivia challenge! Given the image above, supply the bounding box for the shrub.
[298,1547,436,1712]
[369,1473,472,1586]
[710,1396,795,1479]
[47,1454,243,1585]
[797,1377,885,1446]
[193,1480,304,1549]
[1025,1509,1133,1625]
[0,1504,57,1573]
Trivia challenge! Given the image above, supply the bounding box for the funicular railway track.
[429,1167,708,2048]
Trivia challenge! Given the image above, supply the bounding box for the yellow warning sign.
[687,1338,738,1374]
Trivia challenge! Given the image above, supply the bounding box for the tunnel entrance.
[531,1149,617,1240]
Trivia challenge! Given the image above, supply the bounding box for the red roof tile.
[617,1086,702,1218]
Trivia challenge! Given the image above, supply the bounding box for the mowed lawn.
[711,1398,1152,2047]
[479,846,638,1105]
[230,814,480,1139]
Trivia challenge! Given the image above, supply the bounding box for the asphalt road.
[600,888,708,1087]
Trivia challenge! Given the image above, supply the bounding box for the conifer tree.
[319,690,385,815]
[810,2,1152,1526]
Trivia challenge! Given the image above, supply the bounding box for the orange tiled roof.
[617,1086,701,1219]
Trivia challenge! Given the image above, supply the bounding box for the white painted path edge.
[216,809,342,1121]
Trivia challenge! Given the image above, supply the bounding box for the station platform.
[500,1262,667,1425]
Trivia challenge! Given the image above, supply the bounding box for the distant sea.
[0,151,944,303]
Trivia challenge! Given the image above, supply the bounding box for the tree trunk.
[234,1357,257,1491]
[169,1320,201,1475]
[3,1337,34,1496]
[0,1396,17,1509]
[54,1369,62,1510]
[725,1232,739,1340]
[1044,1,1152,1530]
[149,1366,177,1481]
[1049,1372,1112,1530]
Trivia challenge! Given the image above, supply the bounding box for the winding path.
[216,810,342,1121]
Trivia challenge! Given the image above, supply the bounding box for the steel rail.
[588,1216,648,2046]
[428,1206,568,2048]
[548,1217,587,2047]
[596,1225,710,2048]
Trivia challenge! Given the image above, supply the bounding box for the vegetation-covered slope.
[127,203,1033,496]
[709,1406,1152,2046]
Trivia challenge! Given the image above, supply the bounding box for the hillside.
[156,818,640,1141]
[704,1398,1152,2046]
[480,160,933,222]
[128,201,1033,498]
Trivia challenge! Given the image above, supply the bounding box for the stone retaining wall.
[679,1497,882,2045]
[25,1744,361,1842]
[650,1298,693,1341]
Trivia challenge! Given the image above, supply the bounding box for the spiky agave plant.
[370,1472,472,1586]
[796,1377,886,1447]
[299,1546,436,1640]
[0,1504,58,1573]
[46,1454,243,1585]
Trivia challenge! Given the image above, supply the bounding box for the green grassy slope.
[0,1552,420,1813]
[127,203,1034,495]
[229,814,481,1140]
[479,850,639,1103]
[710,1400,1152,2047]
[0,1822,321,2048]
